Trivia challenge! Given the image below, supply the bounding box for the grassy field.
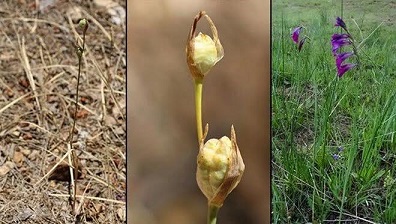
[272,0,396,223]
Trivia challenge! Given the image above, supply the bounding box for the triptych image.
[0,0,395,223]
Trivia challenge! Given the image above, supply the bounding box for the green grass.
[272,0,396,223]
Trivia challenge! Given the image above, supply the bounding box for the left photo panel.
[0,1,126,223]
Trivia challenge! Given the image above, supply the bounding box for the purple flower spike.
[336,52,354,68]
[337,63,356,77]
[332,18,356,77]
[335,17,347,31]
[291,26,303,44]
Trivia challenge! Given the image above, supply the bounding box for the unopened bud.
[186,11,224,80]
[78,18,89,34]
[196,125,245,207]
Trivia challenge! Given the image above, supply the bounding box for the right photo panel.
[272,1,396,223]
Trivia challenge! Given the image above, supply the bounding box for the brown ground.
[0,1,125,223]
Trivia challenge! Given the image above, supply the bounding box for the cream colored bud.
[196,125,245,207]
[78,18,88,34]
[187,11,224,80]
[192,32,221,76]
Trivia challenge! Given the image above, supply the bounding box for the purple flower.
[335,17,347,31]
[291,26,303,44]
[331,34,351,55]
[335,52,354,68]
[331,33,350,41]
[331,18,357,77]
[337,63,356,77]
[332,154,341,160]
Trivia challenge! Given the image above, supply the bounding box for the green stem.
[207,204,220,224]
[68,24,86,215]
[69,31,86,147]
[194,78,203,144]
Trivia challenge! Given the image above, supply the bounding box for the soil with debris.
[0,1,126,223]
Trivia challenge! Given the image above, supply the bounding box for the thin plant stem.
[68,23,87,215]
[70,30,86,145]
[207,204,220,224]
[340,0,343,21]
[70,52,83,145]
[194,78,203,144]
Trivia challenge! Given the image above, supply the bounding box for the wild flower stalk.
[68,18,88,215]
[291,26,307,52]
[186,11,245,224]
[331,17,359,77]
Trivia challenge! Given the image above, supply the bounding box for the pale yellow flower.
[196,125,245,207]
[186,11,224,80]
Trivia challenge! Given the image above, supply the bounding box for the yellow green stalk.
[194,78,203,143]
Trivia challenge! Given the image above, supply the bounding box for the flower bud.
[196,125,245,207]
[335,17,347,31]
[78,18,89,34]
[186,11,224,80]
